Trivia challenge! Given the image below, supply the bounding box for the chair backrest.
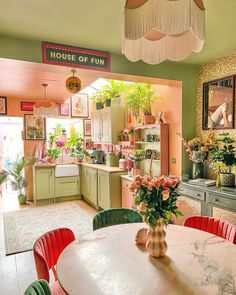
[33,228,75,282]
[24,279,52,295]
[184,215,236,244]
[93,208,143,231]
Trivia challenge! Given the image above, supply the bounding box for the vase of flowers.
[180,135,210,179]
[129,175,181,258]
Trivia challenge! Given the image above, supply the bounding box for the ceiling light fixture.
[122,0,205,64]
[33,83,58,117]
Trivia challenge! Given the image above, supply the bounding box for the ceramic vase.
[146,219,167,258]
[192,162,204,179]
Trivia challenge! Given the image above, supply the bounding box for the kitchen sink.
[55,164,80,177]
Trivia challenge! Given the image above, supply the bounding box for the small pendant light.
[34,83,58,117]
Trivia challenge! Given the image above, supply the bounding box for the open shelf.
[134,124,160,130]
[135,141,160,144]
[144,159,160,162]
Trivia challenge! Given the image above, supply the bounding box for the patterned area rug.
[3,203,93,255]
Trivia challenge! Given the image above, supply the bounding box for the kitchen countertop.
[80,162,127,173]
[121,174,134,181]
[34,162,126,173]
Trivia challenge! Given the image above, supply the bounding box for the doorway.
[0,117,24,196]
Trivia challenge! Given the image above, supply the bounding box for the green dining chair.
[24,279,52,295]
[93,208,143,230]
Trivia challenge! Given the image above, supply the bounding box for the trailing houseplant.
[209,133,236,188]
[0,155,36,204]
[129,174,181,258]
[128,149,145,176]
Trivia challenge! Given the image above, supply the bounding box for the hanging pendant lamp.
[122,0,205,64]
[34,83,58,117]
[65,69,82,94]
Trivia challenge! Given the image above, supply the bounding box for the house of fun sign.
[42,42,110,72]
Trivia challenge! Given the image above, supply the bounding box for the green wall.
[0,35,197,174]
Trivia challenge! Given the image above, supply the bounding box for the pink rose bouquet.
[129,175,182,228]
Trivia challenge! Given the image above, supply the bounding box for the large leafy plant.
[129,175,182,228]
[210,133,236,172]
[101,79,126,104]
[66,134,89,159]
[0,155,36,196]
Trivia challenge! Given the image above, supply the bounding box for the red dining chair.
[33,228,75,295]
[184,215,236,244]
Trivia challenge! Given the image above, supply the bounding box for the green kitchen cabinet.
[97,170,125,210]
[55,176,80,199]
[98,171,110,209]
[33,167,55,204]
[81,166,98,208]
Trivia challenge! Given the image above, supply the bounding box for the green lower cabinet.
[81,166,98,208]
[33,167,55,203]
[98,171,110,209]
[55,177,80,198]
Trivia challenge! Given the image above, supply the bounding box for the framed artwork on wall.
[83,119,91,136]
[0,96,7,115]
[71,93,89,118]
[24,114,46,140]
[84,137,94,150]
[202,75,235,130]
[21,102,35,112]
[59,103,70,116]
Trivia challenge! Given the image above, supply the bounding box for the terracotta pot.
[144,115,155,124]
[48,157,56,164]
[146,219,167,258]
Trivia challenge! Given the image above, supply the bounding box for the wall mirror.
[202,75,235,130]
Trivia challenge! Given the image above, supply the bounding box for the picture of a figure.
[203,76,235,130]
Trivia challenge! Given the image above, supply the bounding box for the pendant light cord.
[42,83,48,100]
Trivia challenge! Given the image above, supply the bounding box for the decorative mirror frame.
[202,75,235,130]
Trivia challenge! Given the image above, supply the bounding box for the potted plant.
[101,79,126,106]
[0,155,36,204]
[66,134,89,163]
[128,149,145,176]
[209,133,236,188]
[46,149,61,163]
[129,174,181,258]
[90,91,104,110]
[125,83,159,124]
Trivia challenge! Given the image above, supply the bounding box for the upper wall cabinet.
[91,106,125,144]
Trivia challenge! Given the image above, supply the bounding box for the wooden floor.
[0,191,97,295]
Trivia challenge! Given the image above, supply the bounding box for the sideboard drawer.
[180,187,206,201]
[207,194,236,211]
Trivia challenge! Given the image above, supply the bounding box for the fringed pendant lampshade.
[34,83,58,117]
[122,0,205,64]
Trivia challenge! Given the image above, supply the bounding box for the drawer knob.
[214,198,219,202]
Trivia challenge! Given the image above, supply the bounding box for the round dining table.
[57,223,236,295]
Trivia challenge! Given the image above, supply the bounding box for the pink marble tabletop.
[57,223,236,295]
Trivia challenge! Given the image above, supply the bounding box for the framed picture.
[0,96,7,115]
[21,102,35,112]
[84,137,94,150]
[59,103,70,116]
[202,75,235,130]
[24,114,46,140]
[83,119,91,136]
[71,93,89,118]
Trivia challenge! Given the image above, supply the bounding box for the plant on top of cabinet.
[125,83,159,124]
[101,80,127,106]
[0,155,36,204]
[209,133,236,187]
[90,92,104,110]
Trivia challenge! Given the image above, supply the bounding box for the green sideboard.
[180,182,236,221]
